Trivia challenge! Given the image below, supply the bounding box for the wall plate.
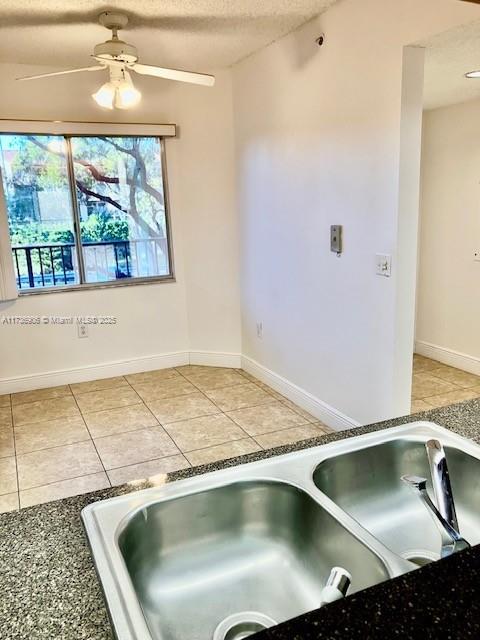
[330,225,343,253]
[376,254,392,277]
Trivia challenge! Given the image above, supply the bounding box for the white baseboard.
[415,340,480,377]
[189,351,242,368]
[1,349,359,433]
[0,350,243,394]
[241,355,360,432]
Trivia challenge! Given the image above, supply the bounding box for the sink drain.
[213,612,277,640]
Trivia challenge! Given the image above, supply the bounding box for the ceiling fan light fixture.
[114,72,142,109]
[92,82,116,109]
[92,70,141,110]
[465,70,480,78]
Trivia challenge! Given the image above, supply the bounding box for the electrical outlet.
[78,324,88,339]
[375,254,392,277]
[256,322,263,339]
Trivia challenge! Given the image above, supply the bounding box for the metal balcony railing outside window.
[12,237,168,290]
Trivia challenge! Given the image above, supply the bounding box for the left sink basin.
[83,477,392,640]
[119,481,389,640]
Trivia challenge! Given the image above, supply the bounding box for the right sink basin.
[313,437,480,566]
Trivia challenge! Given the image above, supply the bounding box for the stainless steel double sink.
[82,422,480,640]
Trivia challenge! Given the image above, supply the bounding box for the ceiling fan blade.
[132,63,215,87]
[17,65,105,81]
[92,56,123,66]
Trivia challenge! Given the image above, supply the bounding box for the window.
[0,133,173,292]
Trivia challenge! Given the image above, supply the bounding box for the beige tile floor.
[411,354,480,412]
[0,366,331,513]
[1,356,476,515]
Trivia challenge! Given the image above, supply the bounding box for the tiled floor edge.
[415,341,480,377]
[0,351,192,395]
[240,355,360,432]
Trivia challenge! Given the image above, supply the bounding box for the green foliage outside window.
[9,213,129,247]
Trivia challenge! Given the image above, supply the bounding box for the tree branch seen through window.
[0,133,172,290]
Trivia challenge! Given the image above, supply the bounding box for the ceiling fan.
[16,12,215,110]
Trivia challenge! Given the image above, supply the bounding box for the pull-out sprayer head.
[319,566,352,606]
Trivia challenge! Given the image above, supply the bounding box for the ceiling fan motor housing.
[96,12,138,63]
[94,40,138,64]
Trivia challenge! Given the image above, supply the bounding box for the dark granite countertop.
[2,400,480,640]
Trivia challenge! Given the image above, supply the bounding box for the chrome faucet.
[401,439,470,558]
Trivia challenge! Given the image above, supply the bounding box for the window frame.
[0,121,176,296]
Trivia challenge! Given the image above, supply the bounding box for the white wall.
[0,63,240,384]
[172,80,240,358]
[233,0,478,425]
[416,97,480,366]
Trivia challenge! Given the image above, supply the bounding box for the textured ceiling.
[0,0,339,71]
[422,19,480,110]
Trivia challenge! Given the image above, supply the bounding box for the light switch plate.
[330,225,343,253]
[376,254,392,277]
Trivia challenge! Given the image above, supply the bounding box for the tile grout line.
[13,410,83,429]
[175,367,320,444]
[174,368,253,441]
[127,370,273,460]
[158,410,223,428]
[121,377,191,469]
[90,422,164,442]
[421,387,480,400]
[12,435,92,458]
[251,425,330,450]
[251,434,266,450]
[233,420,315,440]
[8,416,303,465]
[9,397,20,511]
[70,386,112,488]
[235,367,317,417]
[19,470,114,494]
[180,434,261,456]
[240,373,321,424]
[106,452,190,475]
[10,390,73,408]
[70,376,129,396]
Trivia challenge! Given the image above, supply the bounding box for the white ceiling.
[422,19,480,110]
[6,1,478,112]
[0,0,339,71]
